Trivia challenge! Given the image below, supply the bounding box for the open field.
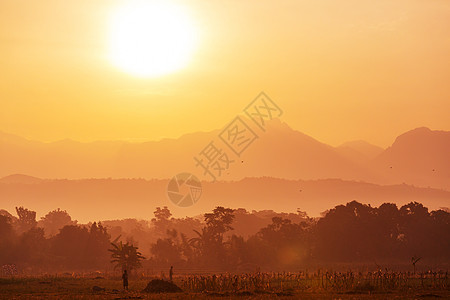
[1,272,449,299]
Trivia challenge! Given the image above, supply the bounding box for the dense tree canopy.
[0,201,449,273]
[39,208,76,237]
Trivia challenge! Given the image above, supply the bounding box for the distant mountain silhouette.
[0,176,448,222]
[336,140,384,165]
[373,127,450,190]
[225,119,378,182]
[0,123,448,190]
[0,174,43,184]
[0,120,375,181]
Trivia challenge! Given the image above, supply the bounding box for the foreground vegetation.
[1,201,449,299]
[1,201,449,273]
[0,271,449,299]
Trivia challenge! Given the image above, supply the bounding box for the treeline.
[149,202,450,270]
[0,207,110,271]
[0,201,449,273]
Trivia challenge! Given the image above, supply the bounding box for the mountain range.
[1,119,448,190]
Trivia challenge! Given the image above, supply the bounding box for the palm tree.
[109,238,145,272]
[188,228,215,251]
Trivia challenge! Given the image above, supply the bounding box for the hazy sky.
[1,0,449,147]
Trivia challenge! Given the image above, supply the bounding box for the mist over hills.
[336,140,384,165]
[1,120,449,190]
[0,175,449,223]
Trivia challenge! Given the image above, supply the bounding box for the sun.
[108,0,198,77]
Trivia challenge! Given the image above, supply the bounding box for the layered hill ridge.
[0,175,448,222]
[373,127,450,190]
[0,122,449,190]
[336,140,384,165]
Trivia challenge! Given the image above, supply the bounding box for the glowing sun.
[108,1,197,77]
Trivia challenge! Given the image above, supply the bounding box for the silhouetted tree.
[152,206,172,237]
[398,202,431,257]
[0,215,16,264]
[257,217,312,266]
[153,206,172,221]
[51,225,90,267]
[39,208,76,237]
[109,240,145,272]
[16,227,47,266]
[188,207,235,267]
[15,207,37,234]
[375,203,401,257]
[204,207,235,238]
[151,229,183,265]
[315,201,380,261]
[85,222,111,267]
[188,227,214,262]
[428,209,450,258]
[1,202,449,272]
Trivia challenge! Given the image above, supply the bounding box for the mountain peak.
[397,127,432,138]
[411,127,432,132]
[374,127,450,189]
[392,127,448,147]
[264,117,292,130]
[0,174,43,184]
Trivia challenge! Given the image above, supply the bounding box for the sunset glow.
[0,1,449,294]
[108,1,197,77]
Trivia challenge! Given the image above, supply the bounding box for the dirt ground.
[0,277,448,299]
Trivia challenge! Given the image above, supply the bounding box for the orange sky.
[0,0,449,148]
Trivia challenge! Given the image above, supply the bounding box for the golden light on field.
[108,0,197,77]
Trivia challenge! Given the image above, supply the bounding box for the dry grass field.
[1,272,449,299]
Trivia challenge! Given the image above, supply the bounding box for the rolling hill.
[0,121,448,190]
[0,175,448,222]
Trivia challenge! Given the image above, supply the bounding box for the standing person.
[169,266,173,282]
[122,269,128,290]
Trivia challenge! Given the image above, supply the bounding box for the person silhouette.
[122,269,128,290]
[169,266,173,282]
